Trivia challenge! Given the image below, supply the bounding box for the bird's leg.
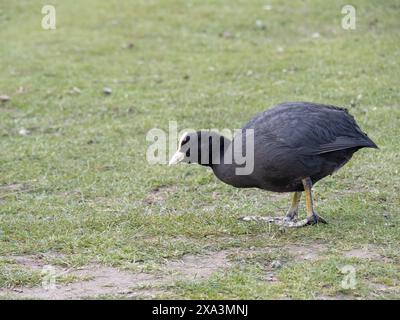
[292,177,328,226]
[239,192,301,224]
[277,178,328,228]
[239,181,327,228]
[285,191,301,221]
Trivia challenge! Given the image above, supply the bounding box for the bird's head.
[169,131,226,167]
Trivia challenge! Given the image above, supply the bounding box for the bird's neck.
[210,137,256,188]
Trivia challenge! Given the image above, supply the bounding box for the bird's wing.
[316,136,378,154]
[244,102,377,155]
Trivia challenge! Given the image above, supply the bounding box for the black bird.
[169,102,378,227]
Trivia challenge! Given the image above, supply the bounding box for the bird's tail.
[362,134,379,149]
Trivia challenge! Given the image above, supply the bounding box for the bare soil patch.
[285,243,328,261]
[0,183,24,192]
[5,265,161,300]
[342,247,382,260]
[318,294,357,300]
[164,250,231,280]
[144,185,179,205]
[2,250,232,300]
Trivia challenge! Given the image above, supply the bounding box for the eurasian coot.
[169,102,378,227]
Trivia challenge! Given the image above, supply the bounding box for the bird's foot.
[239,215,296,224]
[239,213,327,228]
[279,213,328,228]
[308,212,328,225]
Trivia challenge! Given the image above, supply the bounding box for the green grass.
[0,0,399,299]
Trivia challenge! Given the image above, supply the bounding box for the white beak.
[169,150,185,165]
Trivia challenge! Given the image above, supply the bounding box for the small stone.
[271,260,282,269]
[265,272,278,282]
[383,211,390,219]
[263,5,272,11]
[0,95,10,102]
[103,87,112,95]
[311,32,321,38]
[70,87,81,94]
[18,128,30,136]
[122,43,134,49]
[255,20,266,30]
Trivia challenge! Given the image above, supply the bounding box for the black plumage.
[170,102,378,227]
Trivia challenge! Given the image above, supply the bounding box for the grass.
[0,0,399,299]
